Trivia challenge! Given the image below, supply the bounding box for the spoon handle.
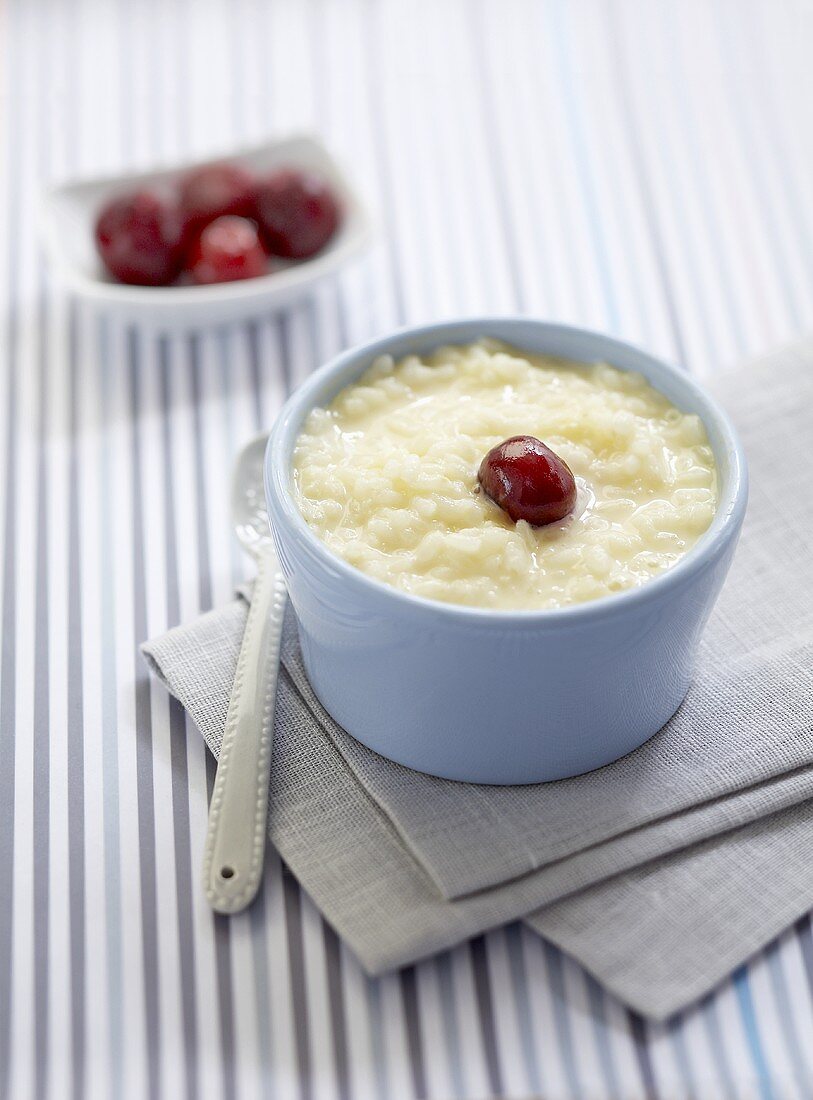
[203,551,287,914]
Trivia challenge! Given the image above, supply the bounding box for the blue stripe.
[469,935,504,1096]
[66,302,87,1100]
[583,974,623,1099]
[763,940,810,1098]
[128,329,163,1100]
[434,952,466,1099]
[699,994,738,1100]
[364,974,390,1100]
[250,875,277,1100]
[398,968,427,1100]
[666,1012,698,1099]
[244,331,278,1100]
[733,967,775,1100]
[627,1012,660,1100]
[158,336,202,1100]
[543,943,584,1099]
[32,282,51,1100]
[505,926,543,1094]
[322,924,351,1100]
[795,914,813,1011]
[97,320,125,1100]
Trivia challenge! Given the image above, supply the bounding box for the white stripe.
[299,896,340,1100]
[168,332,222,1100]
[414,958,458,1098]
[483,928,532,1097]
[341,945,381,1100]
[747,948,808,1098]
[139,337,185,1100]
[710,979,766,1100]
[560,959,618,1100]
[768,931,813,1084]
[77,305,114,1100]
[600,993,650,1100]
[10,6,46,1099]
[102,321,145,1100]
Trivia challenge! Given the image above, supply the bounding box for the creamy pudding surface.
[292,340,718,610]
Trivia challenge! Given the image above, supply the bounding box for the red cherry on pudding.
[254,168,340,259]
[94,189,184,286]
[179,161,257,232]
[185,216,269,284]
[478,435,577,526]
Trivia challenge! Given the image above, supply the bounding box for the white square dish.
[41,133,374,329]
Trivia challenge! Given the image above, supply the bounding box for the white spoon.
[202,433,286,914]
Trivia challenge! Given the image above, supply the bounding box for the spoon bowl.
[232,432,274,558]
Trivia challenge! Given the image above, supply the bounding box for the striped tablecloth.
[2,1,813,1097]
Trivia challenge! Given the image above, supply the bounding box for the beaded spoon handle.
[203,434,285,914]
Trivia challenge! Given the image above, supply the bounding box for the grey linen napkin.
[143,341,813,1019]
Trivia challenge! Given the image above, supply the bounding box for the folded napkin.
[143,340,813,1019]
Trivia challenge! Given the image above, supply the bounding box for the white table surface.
[2,1,813,1097]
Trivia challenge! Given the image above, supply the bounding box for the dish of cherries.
[94,161,341,287]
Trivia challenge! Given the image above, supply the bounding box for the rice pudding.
[292,339,718,610]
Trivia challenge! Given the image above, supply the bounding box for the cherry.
[178,161,257,233]
[478,436,577,526]
[94,189,184,286]
[254,168,340,259]
[185,215,269,284]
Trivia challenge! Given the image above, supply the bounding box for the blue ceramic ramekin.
[265,319,748,783]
